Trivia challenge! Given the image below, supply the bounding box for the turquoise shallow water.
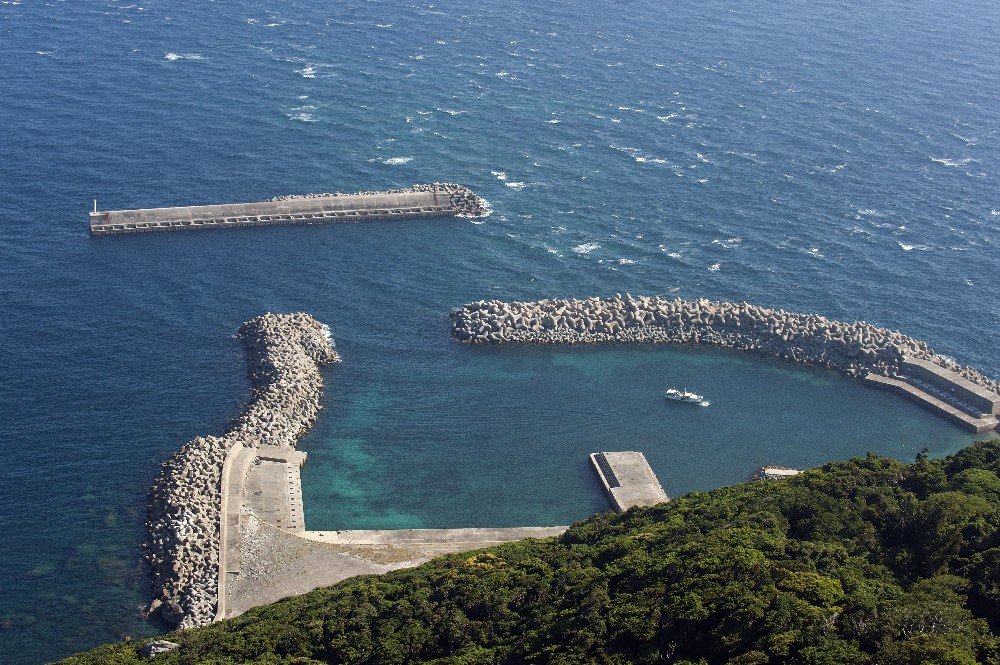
[1,0,998,662]
[301,343,978,531]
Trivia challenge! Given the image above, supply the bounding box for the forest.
[66,439,1000,664]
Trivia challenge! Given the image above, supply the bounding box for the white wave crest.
[930,156,974,168]
[164,52,205,61]
[572,242,600,254]
[505,181,527,190]
[382,157,413,165]
[490,170,507,181]
[457,198,492,221]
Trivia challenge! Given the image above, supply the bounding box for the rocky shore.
[451,295,1000,394]
[144,313,339,629]
[271,183,489,217]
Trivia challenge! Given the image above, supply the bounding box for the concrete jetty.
[89,183,486,236]
[451,295,1000,433]
[863,373,999,433]
[145,313,340,629]
[589,452,669,511]
[902,357,1000,415]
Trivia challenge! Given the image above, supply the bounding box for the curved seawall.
[144,313,339,629]
[450,295,1000,395]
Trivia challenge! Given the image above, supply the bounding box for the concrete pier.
[902,357,1000,416]
[589,451,669,511]
[90,184,485,236]
[864,373,1000,433]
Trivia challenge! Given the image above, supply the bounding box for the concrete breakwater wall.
[144,313,339,629]
[271,183,488,217]
[89,183,487,236]
[450,295,1000,395]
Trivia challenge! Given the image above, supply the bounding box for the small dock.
[901,357,1000,417]
[753,466,801,481]
[589,451,669,511]
[89,186,483,236]
[864,357,1000,433]
[864,374,998,433]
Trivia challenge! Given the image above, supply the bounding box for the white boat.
[664,388,706,404]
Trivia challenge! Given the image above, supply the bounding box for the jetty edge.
[89,183,487,236]
[144,313,339,629]
[589,451,669,511]
[450,294,1000,433]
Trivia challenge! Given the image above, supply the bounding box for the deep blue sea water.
[1,0,999,661]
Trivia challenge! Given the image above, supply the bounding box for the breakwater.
[89,183,487,236]
[450,295,1000,396]
[144,313,339,629]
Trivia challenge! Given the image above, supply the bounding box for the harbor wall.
[862,373,999,433]
[450,294,1000,397]
[89,183,486,236]
[901,357,1000,416]
[144,313,339,629]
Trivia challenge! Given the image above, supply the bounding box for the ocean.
[1,0,998,661]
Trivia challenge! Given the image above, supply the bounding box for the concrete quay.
[89,183,486,236]
[863,373,999,433]
[300,527,568,548]
[222,452,571,620]
[144,313,339,629]
[589,452,669,511]
[247,447,308,533]
[902,357,1000,416]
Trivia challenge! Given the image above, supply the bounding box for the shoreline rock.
[143,313,339,629]
[450,294,1000,395]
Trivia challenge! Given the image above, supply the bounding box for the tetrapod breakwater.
[450,295,1000,432]
[89,183,487,236]
[143,313,339,629]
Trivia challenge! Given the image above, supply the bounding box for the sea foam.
[164,52,205,61]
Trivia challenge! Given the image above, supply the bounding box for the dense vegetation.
[67,439,1000,664]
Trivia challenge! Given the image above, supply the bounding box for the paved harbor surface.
[589,451,669,511]
[246,447,307,532]
[301,526,568,549]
